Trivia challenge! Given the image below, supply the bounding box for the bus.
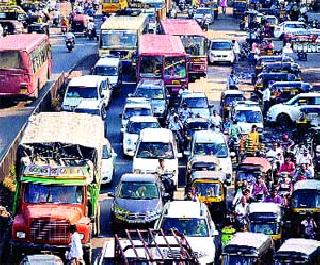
[99,13,148,68]
[137,34,188,95]
[0,34,51,99]
[161,19,208,79]
[101,0,128,14]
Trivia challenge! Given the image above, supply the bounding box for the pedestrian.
[227,70,238,90]
[262,85,270,116]
[219,0,227,14]
[66,225,85,265]
[232,40,240,63]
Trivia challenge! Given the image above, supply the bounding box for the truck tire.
[83,245,92,265]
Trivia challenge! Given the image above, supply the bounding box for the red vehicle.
[0,34,51,99]
[137,34,188,95]
[161,19,208,79]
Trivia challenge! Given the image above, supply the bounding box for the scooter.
[66,39,74,52]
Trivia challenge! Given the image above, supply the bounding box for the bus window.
[0,51,22,69]
[140,56,162,78]
[164,57,186,78]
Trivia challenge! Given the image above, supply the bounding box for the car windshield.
[123,108,152,119]
[249,223,277,235]
[66,86,98,99]
[136,142,174,159]
[118,181,159,200]
[194,142,228,158]
[211,42,232,51]
[128,121,160,134]
[192,162,217,171]
[225,256,252,265]
[236,172,258,182]
[292,190,320,208]
[187,121,210,130]
[164,56,187,79]
[285,23,307,29]
[74,108,100,116]
[235,110,263,123]
[139,56,162,78]
[225,95,244,105]
[93,66,118,76]
[161,217,209,237]
[181,36,206,56]
[135,87,164,99]
[183,97,208,108]
[101,30,137,48]
[24,184,83,204]
[194,182,221,196]
[195,8,211,15]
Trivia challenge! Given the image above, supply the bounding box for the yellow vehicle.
[102,0,128,14]
[99,13,148,68]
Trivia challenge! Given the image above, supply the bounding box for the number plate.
[172,80,180,85]
[20,88,27,94]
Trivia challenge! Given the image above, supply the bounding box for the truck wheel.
[83,246,92,265]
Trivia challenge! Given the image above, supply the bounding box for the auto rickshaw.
[190,171,229,216]
[242,10,264,30]
[235,157,272,189]
[289,179,320,237]
[27,22,49,35]
[248,202,284,246]
[71,13,89,35]
[220,90,245,121]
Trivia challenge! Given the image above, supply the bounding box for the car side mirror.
[108,192,115,197]
[177,153,183,158]
[184,151,190,156]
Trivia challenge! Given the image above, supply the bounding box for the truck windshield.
[136,142,174,159]
[66,86,98,99]
[139,56,163,78]
[194,183,221,196]
[118,181,159,200]
[194,142,228,158]
[24,184,83,204]
[249,223,277,235]
[135,87,164,99]
[183,97,208,108]
[93,66,118,76]
[161,217,209,237]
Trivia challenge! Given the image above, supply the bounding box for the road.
[0,37,98,160]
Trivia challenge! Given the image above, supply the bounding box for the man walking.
[227,70,238,90]
[262,85,270,116]
[66,225,85,265]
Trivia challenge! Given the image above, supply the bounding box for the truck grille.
[30,219,70,244]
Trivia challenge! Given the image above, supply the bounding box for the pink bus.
[161,19,208,79]
[0,34,52,99]
[137,34,188,95]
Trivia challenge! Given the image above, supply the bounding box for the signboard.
[24,164,86,177]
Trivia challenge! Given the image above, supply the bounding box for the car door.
[101,142,117,181]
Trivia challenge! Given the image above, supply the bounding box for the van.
[62,75,111,119]
[133,128,181,187]
[92,56,122,95]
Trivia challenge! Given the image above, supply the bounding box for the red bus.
[137,34,188,95]
[161,19,208,79]
[0,34,52,99]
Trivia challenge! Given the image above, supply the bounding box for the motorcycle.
[65,39,74,52]
[201,17,210,31]
[158,172,174,201]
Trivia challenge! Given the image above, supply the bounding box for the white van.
[62,75,111,119]
[133,128,181,187]
[187,129,233,175]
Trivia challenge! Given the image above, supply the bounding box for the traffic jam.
[0,0,319,264]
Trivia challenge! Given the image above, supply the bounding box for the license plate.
[172,80,180,85]
[21,88,27,94]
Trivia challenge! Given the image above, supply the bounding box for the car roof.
[277,238,320,256]
[120,173,158,182]
[194,130,226,143]
[124,103,152,109]
[137,78,165,88]
[249,202,281,214]
[191,155,220,164]
[283,21,305,25]
[294,179,320,191]
[128,116,159,123]
[272,81,307,86]
[223,90,244,96]
[192,171,226,180]
[233,101,261,111]
[164,201,207,219]
[227,232,270,248]
[95,56,120,67]
[139,128,173,142]
[68,75,105,87]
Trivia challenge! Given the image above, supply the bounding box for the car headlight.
[16,232,26,239]
[114,205,129,215]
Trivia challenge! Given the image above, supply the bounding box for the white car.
[273,21,320,39]
[101,139,117,185]
[154,201,219,264]
[62,75,111,120]
[267,92,320,126]
[180,92,212,119]
[133,128,181,187]
[208,39,235,65]
[120,97,153,132]
[193,7,214,24]
[230,101,263,134]
[122,116,161,157]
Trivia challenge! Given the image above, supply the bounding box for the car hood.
[123,133,139,145]
[25,205,84,223]
[115,198,160,213]
[187,237,216,262]
[63,97,97,108]
[133,158,177,173]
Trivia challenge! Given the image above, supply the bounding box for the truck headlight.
[16,232,26,239]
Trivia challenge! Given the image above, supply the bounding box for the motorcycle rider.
[278,155,296,176]
[234,196,248,231]
[281,133,295,152]
[87,18,95,38]
[210,110,222,131]
[65,31,75,51]
[179,103,191,123]
[169,114,184,151]
[252,175,269,201]
[228,120,242,144]
[300,212,317,239]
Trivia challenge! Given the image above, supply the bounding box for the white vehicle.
[122,116,161,157]
[273,21,320,39]
[186,130,233,176]
[266,92,320,126]
[120,97,153,132]
[133,128,181,187]
[92,56,122,95]
[193,7,214,24]
[154,200,219,264]
[180,92,212,119]
[62,75,111,119]
[101,139,117,185]
[230,101,263,134]
[209,39,235,64]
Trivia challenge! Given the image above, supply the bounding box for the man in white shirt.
[210,110,222,131]
[262,85,270,116]
[232,40,240,63]
[67,225,84,264]
[227,71,238,90]
[234,196,248,231]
